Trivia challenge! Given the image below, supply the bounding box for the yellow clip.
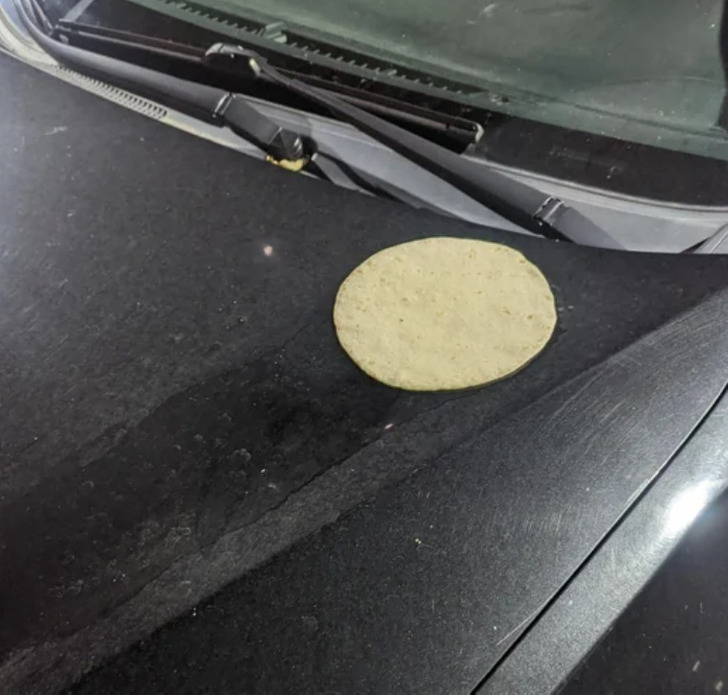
[265,155,307,172]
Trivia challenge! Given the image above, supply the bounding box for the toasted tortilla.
[333,237,557,391]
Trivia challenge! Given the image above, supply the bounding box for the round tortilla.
[333,237,557,391]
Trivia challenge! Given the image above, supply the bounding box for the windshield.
[123,0,728,162]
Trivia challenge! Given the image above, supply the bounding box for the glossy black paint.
[477,376,728,694]
[563,485,728,695]
[2,52,728,694]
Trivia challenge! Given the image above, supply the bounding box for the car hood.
[1,39,728,694]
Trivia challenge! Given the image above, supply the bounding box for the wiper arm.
[204,43,623,249]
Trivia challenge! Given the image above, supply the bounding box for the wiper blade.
[204,43,623,249]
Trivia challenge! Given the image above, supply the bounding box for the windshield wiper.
[16,0,622,248]
[52,15,483,151]
[203,43,622,248]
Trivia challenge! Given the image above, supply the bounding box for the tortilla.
[333,237,557,391]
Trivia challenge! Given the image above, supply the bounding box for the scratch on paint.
[497,606,542,646]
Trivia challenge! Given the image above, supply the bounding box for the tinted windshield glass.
[128,0,728,160]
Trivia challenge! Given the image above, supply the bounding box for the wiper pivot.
[216,93,304,162]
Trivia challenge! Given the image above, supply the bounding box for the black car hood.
[1,52,728,694]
